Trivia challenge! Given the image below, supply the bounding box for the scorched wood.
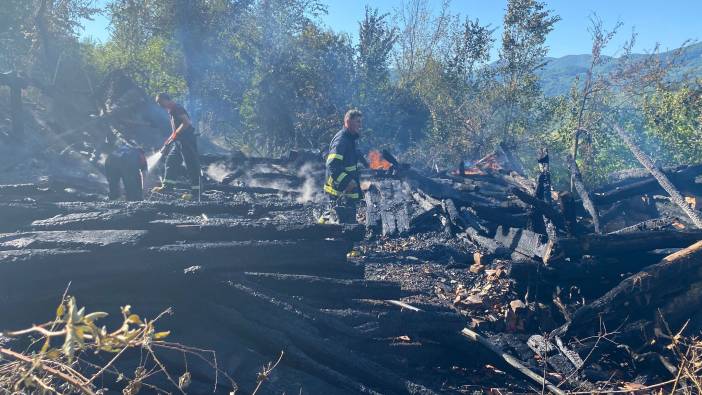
[548,230,702,262]
[613,123,702,228]
[556,240,702,338]
[510,187,565,230]
[566,155,601,233]
[242,272,403,300]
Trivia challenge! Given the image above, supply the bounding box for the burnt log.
[613,124,702,227]
[510,187,565,230]
[463,229,510,259]
[608,216,675,234]
[558,192,578,236]
[493,226,550,262]
[0,230,149,251]
[461,328,565,395]
[205,183,299,196]
[214,282,439,395]
[593,164,702,206]
[557,240,702,338]
[0,202,62,231]
[242,272,403,300]
[149,219,365,242]
[32,209,158,230]
[547,230,702,262]
[148,239,359,277]
[566,155,601,233]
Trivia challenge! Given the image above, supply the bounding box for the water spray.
[146,151,163,172]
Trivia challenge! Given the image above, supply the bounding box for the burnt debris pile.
[1,142,702,393]
[358,144,702,392]
[0,152,477,394]
[2,70,702,392]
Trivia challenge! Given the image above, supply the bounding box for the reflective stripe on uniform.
[323,184,359,199]
[345,165,357,172]
[190,186,200,190]
[326,153,344,165]
[162,179,178,185]
[335,172,347,184]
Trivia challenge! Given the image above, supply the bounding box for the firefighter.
[320,109,364,224]
[151,93,201,200]
[104,140,147,201]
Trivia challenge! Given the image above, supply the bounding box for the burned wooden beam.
[242,272,403,300]
[215,282,439,395]
[608,217,675,234]
[148,239,356,275]
[558,192,578,236]
[548,230,702,262]
[461,328,565,395]
[613,123,702,228]
[493,226,550,262]
[557,240,702,338]
[566,155,601,233]
[510,187,565,230]
[593,164,702,206]
[149,219,365,242]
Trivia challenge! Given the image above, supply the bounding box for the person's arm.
[327,138,352,192]
[165,110,192,144]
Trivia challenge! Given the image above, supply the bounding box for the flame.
[368,150,392,170]
[458,153,502,175]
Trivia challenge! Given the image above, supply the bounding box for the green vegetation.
[1,0,700,186]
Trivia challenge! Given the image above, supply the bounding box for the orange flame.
[368,150,392,170]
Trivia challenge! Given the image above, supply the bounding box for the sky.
[80,0,701,59]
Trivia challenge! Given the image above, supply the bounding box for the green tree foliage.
[0,0,99,79]
[496,0,560,144]
[3,0,700,181]
[643,82,702,164]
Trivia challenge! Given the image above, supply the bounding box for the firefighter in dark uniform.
[152,93,201,200]
[321,109,364,224]
[104,138,147,201]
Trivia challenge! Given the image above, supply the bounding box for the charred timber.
[149,239,355,274]
[149,220,365,242]
[566,155,601,233]
[548,230,702,262]
[593,164,702,206]
[608,217,675,234]
[509,187,565,230]
[557,240,702,338]
[241,272,403,300]
[214,282,439,395]
[613,123,702,228]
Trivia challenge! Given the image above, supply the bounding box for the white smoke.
[97,153,108,166]
[206,162,230,183]
[296,162,323,203]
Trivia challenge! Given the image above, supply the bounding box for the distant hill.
[537,42,702,96]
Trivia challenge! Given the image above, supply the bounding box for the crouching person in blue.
[105,141,147,201]
[320,109,364,224]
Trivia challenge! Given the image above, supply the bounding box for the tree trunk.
[613,123,702,228]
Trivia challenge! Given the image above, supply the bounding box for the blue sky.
[81,0,700,58]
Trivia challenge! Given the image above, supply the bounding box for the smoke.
[206,162,231,183]
[296,162,323,204]
[97,153,108,166]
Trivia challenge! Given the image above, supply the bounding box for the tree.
[496,0,560,145]
[643,81,702,164]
